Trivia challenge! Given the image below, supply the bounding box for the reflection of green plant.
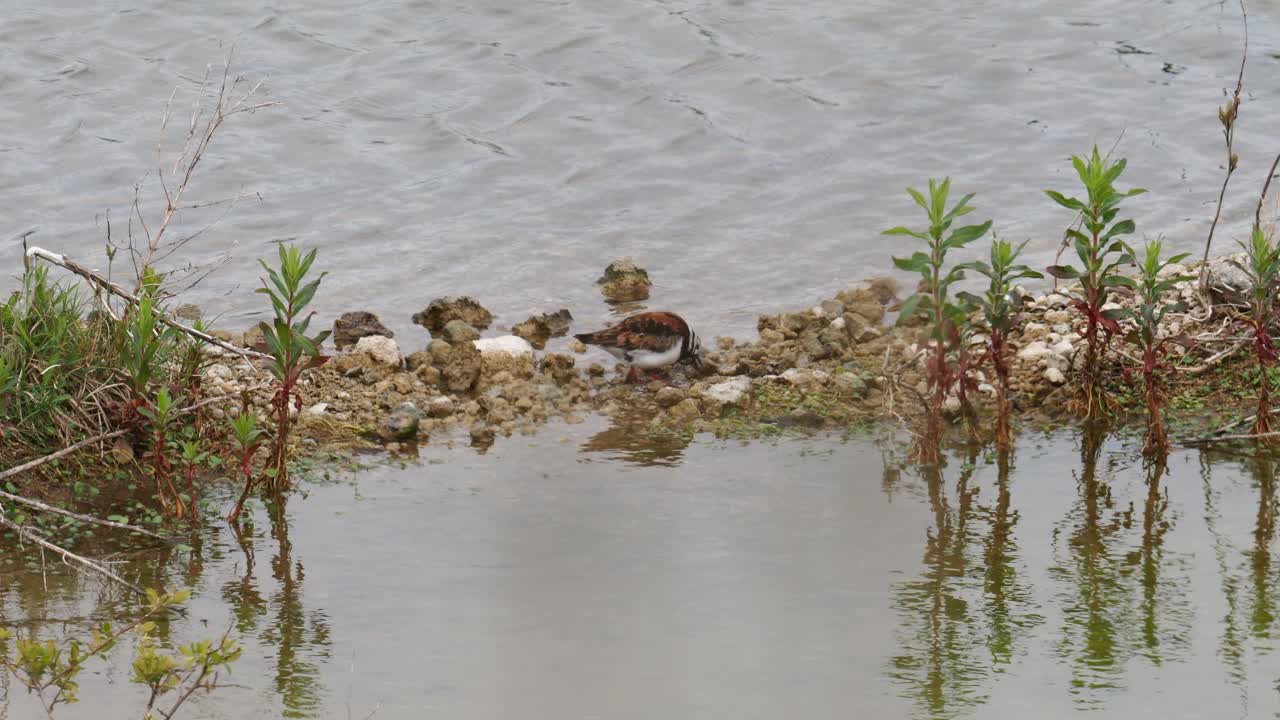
[256,244,330,493]
[886,178,991,462]
[1045,147,1145,420]
[0,589,239,719]
[960,238,1044,450]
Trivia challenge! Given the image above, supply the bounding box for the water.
[3,1,1280,342]
[3,420,1280,718]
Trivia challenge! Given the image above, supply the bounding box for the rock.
[759,328,785,346]
[426,396,456,418]
[333,311,394,349]
[242,324,268,352]
[865,277,899,305]
[442,319,481,344]
[470,425,496,449]
[415,365,442,386]
[204,363,235,382]
[1157,262,1191,281]
[701,376,752,407]
[1043,293,1071,309]
[442,340,483,393]
[379,402,423,441]
[1045,367,1066,385]
[842,312,879,343]
[1043,309,1071,325]
[110,437,134,464]
[666,398,703,424]
[511,309,573,350]
[405,351,434,372]
[655,386,686,408]
[354,335,402,368]
[781,368,830,389]
[209,329,236,343]
[844,301,885,325]
[1017,341,1053,362]
[474,336,536,380]
[174,303,203,323]
[943,395,962,414]
[412,296,494,334]
[597,258,652,302]
[818,324,849,351]
[820,299,846,318]
[540,353,578,384]
[834,372,867,398]
[428,340,453,365]
[303,403,329,416]
[1021,323,1049,341]
[571,339,588,354]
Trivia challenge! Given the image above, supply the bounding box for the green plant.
[959,237,1044,450]
[887,177,992,462]
[1106,240,1192,456]
[1231,223,1280,438]
[138,386,185,519]
[116,296,177,405]
[227,410,266,524]
[1044,146,1146,420]
[255,244,330,493]
[0,589,237,719]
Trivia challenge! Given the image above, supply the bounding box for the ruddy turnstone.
[574,311,704,383]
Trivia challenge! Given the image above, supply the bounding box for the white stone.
[204,363,234,381]
[303,403,329,416]
[1022,322,1049,340]
[1045,367,1066,385]
[1043,309,1072,325]
[1044,293,1071,309]
[354,335,402,367]
[781,368,829,388]
[1101,301,1123,312]
[701,376,752,407]
[1157,262,1190,280]
[473,335,535,357]
[1017,341,1052,361]
[810,306,826,318]
[978,383,996,395]
[829,316,846,331]
[943,395,962,413]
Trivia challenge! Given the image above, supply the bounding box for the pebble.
[1045,367,1066,385]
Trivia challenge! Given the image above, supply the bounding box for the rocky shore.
[194,252,1257,458]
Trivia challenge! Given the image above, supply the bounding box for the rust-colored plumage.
[575,311,703,383]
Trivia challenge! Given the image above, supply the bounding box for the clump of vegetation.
[255,244,331,494]
[887,177,992,462]
[1232,220,1280,439]
[1045,146,1146,420]
[959,237,1044,451]
[0,589,240,719]
[1108,240,1192,457]
[227,410,266,524]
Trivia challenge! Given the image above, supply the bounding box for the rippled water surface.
[3,1,1280,340]
[3,422,1280,718]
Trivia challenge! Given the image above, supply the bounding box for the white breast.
[627,343,683,369]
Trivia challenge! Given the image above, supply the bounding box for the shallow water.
[3,420,1279,718]
[3,1,1280,342]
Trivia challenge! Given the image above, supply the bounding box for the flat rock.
[354,335,402,368]
[702,376,752,407]
[442,319,481,344]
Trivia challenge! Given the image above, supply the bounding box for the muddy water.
[3,420,1280,718]
[3,1,1280,341]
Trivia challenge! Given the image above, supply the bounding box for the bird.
[574,311,704,383]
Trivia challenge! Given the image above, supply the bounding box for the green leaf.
[892,253,931,274]
[1045,190,1086,211]
[1045,265,1081,279]
[943,220,992,248]
[1101,219,1136,241]
[883,226,927,240]
[1102,275,1136,288]
[895,294,925,325]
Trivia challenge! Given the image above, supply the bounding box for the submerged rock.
[333,311,394,349]
[597,258,652,302]
[412,296,494,334]
[511,309,573,350]
[540,353,578,384]
[174,303,203,323]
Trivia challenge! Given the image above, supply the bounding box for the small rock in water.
[540,353,577,384]
[354,335,403,368]
[571,339,588,354]
[470,425,496,450]
[511,309,573,350]
[412,296,494,333]
[426,396,456,418]
[597,258,652,302]
[333,311,394,349]
[442,319,481,344]
[241,324,268,352]
[379,402,423,441]
[473,336,535,357]
[442,340,483,393]
[666,398,702,424]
